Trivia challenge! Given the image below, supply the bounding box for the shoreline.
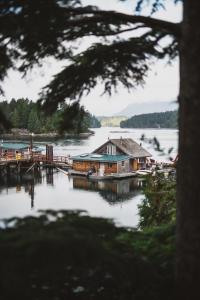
[0,131,94,141]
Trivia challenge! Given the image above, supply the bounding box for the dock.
[0,153,72,175]
[68,169,137,180]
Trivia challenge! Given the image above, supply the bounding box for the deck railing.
[0,152,71,165]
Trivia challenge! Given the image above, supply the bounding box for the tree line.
[0,99,101,134]
[120,111,178,129]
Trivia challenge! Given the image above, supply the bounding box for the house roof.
[0,143,30,150]
[72,154,130,163]
[93,138,152,158]
[0,143,41,152]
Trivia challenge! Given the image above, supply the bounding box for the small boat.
[136,169,152,176]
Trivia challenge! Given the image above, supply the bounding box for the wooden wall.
[117,160,129,173]
[72,160,118,174]
[131,159,138,171]
[130,158,147,171]
[95,143,124,155]
[104,163,117,174]
[73,161,100,172]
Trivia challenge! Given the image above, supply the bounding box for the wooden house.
[72,138,151,175]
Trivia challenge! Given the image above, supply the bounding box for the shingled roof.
[93,138,151,158]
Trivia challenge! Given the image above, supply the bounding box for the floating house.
[72,138,151,176]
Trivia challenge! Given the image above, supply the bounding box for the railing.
[0,153,71,165]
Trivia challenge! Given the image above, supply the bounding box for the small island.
[0,98,101,140]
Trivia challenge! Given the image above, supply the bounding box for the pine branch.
[63,7,181,38]
[40,32,175,112]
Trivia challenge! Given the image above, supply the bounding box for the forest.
[120,111,177,129]
[0,99,101,134]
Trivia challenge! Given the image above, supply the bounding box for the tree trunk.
[177,1,200,298]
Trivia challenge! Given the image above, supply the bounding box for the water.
[0,127,178,227]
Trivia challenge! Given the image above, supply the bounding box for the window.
[107,144,116,155]
[121,161,125,166]
[108,163,113,168]
[139,158,145,163]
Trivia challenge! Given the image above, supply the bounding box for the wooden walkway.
[0,153,72,168]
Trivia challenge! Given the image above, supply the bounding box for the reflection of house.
[72,138,151,175]
[73,176,143,204]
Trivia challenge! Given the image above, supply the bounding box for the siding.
[73,160,118,174]
[95,143,124,155]
[73,161,100,172]
[117,160,130,173]
[131,159,138,171]
[104,163,117,174]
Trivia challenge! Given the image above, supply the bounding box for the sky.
[1,0,182,116]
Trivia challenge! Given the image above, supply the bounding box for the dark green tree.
[11,108,20,128]
[1,0,200,298]
[27,109,41,133]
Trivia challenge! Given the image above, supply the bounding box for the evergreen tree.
[27,109,41,133]
[11,108,20,128]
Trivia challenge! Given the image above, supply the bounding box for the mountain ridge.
[115,101,178,117]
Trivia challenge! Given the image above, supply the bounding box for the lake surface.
[0,127,178,227]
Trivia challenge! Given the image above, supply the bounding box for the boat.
[136,169,152,176]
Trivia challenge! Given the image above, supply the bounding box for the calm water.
[0,127,178,227]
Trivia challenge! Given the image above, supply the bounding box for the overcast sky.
[2,0,182,116]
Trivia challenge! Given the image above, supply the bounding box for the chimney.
[120,136,123,144]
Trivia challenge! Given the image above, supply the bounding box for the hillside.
[116,101,178,117]
[98,116,127,127]
[120,111,178,129]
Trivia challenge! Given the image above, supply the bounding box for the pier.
[0,153,72,176]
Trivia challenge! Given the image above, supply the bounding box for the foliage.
[120,110,178,128]
[0,99,100,133]
[87,114,101,128]
[0,0,180,128]
[0,210,175,300]
[138,173,176,229]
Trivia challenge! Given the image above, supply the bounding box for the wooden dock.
[0,153,72,175]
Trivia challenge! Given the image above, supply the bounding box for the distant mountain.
[120,111,178,129]
[97,116,127,127]
[115,101,178,117]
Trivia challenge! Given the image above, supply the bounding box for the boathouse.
[72,138,151,175]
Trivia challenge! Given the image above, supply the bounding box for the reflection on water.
[0,170,52,210]
[0,171,144,208]
[73,176,144,205]
[0,169,144,227]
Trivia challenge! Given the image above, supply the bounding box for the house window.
[108,163,113,168]
[107,144,116,155]
[139,158,145,163]
[121,161,125,166]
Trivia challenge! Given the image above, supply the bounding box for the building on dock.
[0,142,42,158]
[71,138,151,176]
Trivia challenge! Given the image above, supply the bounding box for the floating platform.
[68,169,137,180]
